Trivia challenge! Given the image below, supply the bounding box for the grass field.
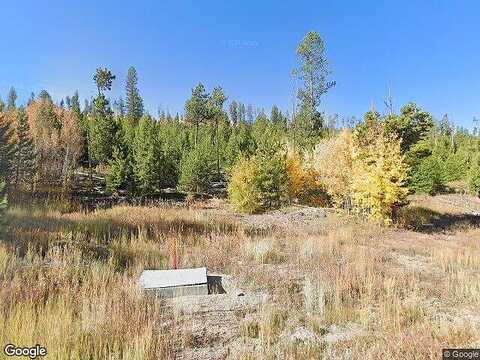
[1,194,479,359]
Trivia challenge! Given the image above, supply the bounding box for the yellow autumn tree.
[228,156,262,213]
[286,150,328,206]
[312,130,353,208]
[351,127,409,223]
[26,99,84,184]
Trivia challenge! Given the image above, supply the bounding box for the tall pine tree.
[185,83,209,147]
[132,115,167,193]
[90,68,117,164]
[125,66,144,125]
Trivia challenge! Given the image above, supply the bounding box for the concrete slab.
[139,267,208,298]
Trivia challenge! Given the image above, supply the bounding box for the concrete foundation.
[139,267,209,298]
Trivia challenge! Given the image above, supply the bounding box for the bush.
[228,153,288,213]
[286,151,328,206]
[410,156,444,195]
[352,128,409,223]
[224,123,255,170]
[228,156,262,213]
[442,152,468,183]
[107,147,132,193]
[468,156,480,196]
[312,130,353,207]
[179,141,215,193]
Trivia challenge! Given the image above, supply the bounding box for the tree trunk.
[216,119,220,179]
[62,145,70,189]
[195,120,199,148]
[14,150,20,189]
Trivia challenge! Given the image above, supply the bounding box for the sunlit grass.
[1,195,479,359]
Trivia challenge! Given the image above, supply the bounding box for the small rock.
[289,326,320,343]
[321,323,365,343]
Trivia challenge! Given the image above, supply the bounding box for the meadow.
[1,192,479,359]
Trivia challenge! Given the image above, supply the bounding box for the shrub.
[442,152,468,183]
[352,128,409,223]
[179,141,215,193]
[228,156,262,213]
[107,147,132,193]
[468,156,480,196]
[228,153,288,213]
[410,156,444,195]
[255,153,289,211]
[312,130,353,207]
[286,151,328,206]
[224,123,255,170]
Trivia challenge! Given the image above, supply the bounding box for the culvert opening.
[207,275,226,294]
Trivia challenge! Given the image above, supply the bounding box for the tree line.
[0,31,479,223]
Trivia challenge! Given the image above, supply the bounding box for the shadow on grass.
[395,206,480,233]
[5,206,239,271]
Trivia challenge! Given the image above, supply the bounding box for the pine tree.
[228,151,289,213]
[107,118,134,193]
[229,101,238,125]
[107,146,131,192]
[132,115,169,193]
[71,91,81,117]
[468,155,480,196]
[238,102,246,123]
[125,66,144,124]
[295,32,335,111]
[410,156,444,195]
[114,97,125,117]
[38,90,52,102]
[208,86,227,179]
[90,95,117,164]
[185,83,209,147]
[12,109,36,188]
[27,93,35,106]
[271,105,280,124]
[90,68,117,164]
[0,114,14,181]
[7,87,17,111]
[179,138,215,193]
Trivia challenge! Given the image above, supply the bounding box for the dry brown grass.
[1,195,479,359]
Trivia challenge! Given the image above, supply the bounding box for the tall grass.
[1,196,479,359]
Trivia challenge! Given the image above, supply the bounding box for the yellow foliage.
[286,151,328,207]
[312,130,353,207]
[351,128,409,223]
[286,153,304,198]
[228,156,262,214]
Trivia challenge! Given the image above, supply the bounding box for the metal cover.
[139,267,207,289]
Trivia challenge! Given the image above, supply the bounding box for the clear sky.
[1,1,478,128]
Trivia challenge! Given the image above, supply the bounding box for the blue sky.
[1,1,479,128]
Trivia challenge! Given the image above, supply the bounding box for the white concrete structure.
[139,267,208,298]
